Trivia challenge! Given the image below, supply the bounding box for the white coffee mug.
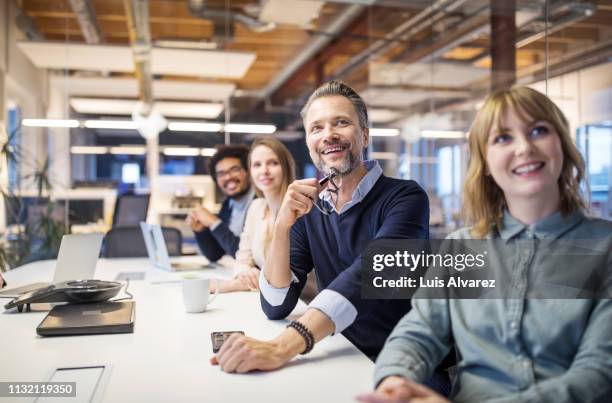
[182,278,218,313]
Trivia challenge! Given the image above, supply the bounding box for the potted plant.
[0,124,66,272]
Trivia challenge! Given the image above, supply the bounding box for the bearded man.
[211,82,443,394]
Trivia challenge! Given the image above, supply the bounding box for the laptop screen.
[54,233,104,282]
[140,222,171,269]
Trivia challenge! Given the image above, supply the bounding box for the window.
[577,124,612,218]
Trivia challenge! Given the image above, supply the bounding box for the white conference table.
[0,258,374,402]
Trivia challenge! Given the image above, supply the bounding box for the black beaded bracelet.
[287,320,315,355]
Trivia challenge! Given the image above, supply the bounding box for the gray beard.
[317,151,360,176]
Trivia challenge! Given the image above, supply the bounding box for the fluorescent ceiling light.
[70,99,135,115]
[225,124,276,134]
[168,122,222,132]
[109,146,146,155]
[70,146,108,154]
[404,156,439,164]
[22,118,79,128]
[420,130,466,139]
[70,98,224,119]
[370,128,400,137]
[156,101,223,119]
[155,39,218,50]
[52,76,235,101]
[18,42,256,79]
[84,120,139,130]
[371,152,398,160]
[259,0,324,26]
[201,148,217,157]
[163,147,200,157]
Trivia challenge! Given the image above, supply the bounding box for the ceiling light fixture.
[84,120,139,130]
[109,146,146,155]
[163,147,200,157]
[225,123,276,134]
[370,128,400,137]
[371,152,398,160]
[168,122,223,132]
[22,119,80,128]
[201,148,217,157]
[420,130,466,139]
[70,146,108,154]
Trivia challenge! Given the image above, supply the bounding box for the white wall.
[46,76,71,191]
[0,1,49,231]
[1,1,48,192]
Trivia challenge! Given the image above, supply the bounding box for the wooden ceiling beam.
[550,26,601,41]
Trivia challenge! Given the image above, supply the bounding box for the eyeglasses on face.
[216,165,243,180]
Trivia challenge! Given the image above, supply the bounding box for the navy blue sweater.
[194,198,240,262]
[261,175,429,358]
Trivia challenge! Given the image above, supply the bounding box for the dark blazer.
[194,198,240,262]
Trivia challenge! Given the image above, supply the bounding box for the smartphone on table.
[211,331,245,353]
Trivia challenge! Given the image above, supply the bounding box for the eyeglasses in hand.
[312,170,340,216]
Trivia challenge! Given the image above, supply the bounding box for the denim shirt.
[374,211,612,403]
[227,188,256,236]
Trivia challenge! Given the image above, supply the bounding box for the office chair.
[112,193,150,228]
[104,226,182,258]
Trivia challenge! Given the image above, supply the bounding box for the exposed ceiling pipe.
[123,0,153,113]
[520,37,612,83]
[516,1,596,47]
[394,2,490,64]
[460,1,596,67]
[303,0,377,4]
[401,1,600,115]
[13,0,43,40]
[188,0,275,34]
[302,0,424,6]
[68,0,103,44]
[279,0,489,126]
[261,4,365,99]
[330,0,467,81]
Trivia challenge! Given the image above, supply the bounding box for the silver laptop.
[140,222,212,271]
[0,233,104,298]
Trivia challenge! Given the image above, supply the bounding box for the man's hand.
[236,268,260,291]
[188,207,219,231]
[356,376,450,403]
[276,178,321,230]
[210,333,298,373]
[210,309,334,374]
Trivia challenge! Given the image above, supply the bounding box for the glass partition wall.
[364,0,612,235]
[3,0,611,261]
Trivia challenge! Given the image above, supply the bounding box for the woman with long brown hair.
[363,86,612,403]
[216,137,296,293]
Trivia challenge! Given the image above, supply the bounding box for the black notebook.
[37,301,135,337]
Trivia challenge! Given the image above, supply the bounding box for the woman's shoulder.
[244,197,267,223]
[246,197,267,214]
[249,197,267,209]
[578,215,612,237]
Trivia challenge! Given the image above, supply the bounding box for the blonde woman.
[362,87,612,402]
[216,137,296,293]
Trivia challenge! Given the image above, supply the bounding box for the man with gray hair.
[211,81,440,389]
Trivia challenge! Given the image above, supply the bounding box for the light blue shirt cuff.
[209,219,222,231]
[308,289,358,335]
[258,269,299,306]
